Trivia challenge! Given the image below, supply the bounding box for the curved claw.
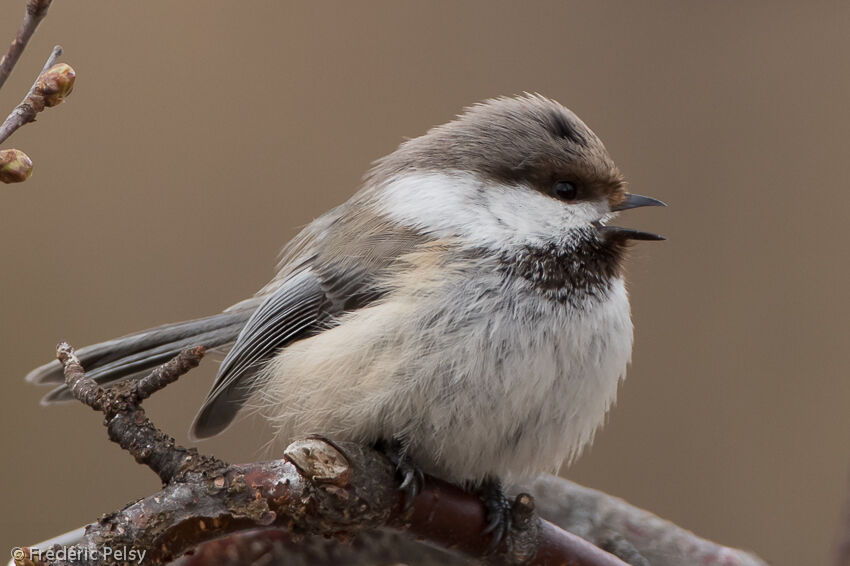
[397,460,425,511]
[375,438,424,512]
[478,479,513,554]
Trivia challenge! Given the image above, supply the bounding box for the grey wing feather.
[190,206,431,439]
[27,200,431,441]
[190,269,331,439]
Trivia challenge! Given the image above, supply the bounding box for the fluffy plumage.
[256,218,633,482]
[28,94,663,486]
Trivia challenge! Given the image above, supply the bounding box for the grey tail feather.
[28,311,252,405]
[189,383,250,440]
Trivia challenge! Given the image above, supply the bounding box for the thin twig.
[31,45,61,85]
[0,45,64,145]
[0,0,53,91]
[56,342,101,410]
[56,342,220,485]
[135,346,207,401]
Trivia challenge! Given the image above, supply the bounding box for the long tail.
[27,310,253,404]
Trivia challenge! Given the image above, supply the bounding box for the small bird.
[27,94,664,546]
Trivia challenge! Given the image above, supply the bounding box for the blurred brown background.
[1,2,848,564]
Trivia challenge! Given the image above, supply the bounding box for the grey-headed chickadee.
[27,94,664,544]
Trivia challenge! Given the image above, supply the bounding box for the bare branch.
[134,346,208,401]
[0,45,74,147]
[24,441,630,566]
[175,476,770,566]
[0,2,73,183]
[0,0,53,91]
[23,344,630,566]
[56,342,219,485]
[14,345,768,566]
[528,476,767,566]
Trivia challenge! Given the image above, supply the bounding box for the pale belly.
[259,272,633,484]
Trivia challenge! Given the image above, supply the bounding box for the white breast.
[258,252,633,484]
[392,270,634,482]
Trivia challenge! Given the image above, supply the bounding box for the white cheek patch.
[377,171,607,250]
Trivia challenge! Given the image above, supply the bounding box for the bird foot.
[375,439,424,511]
[478,478,513,554]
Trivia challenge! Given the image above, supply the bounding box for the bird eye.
[553,181,578,201]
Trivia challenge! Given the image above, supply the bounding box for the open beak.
[603,193,667,241]
[610,193,667,212]
[601,226,665,241]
